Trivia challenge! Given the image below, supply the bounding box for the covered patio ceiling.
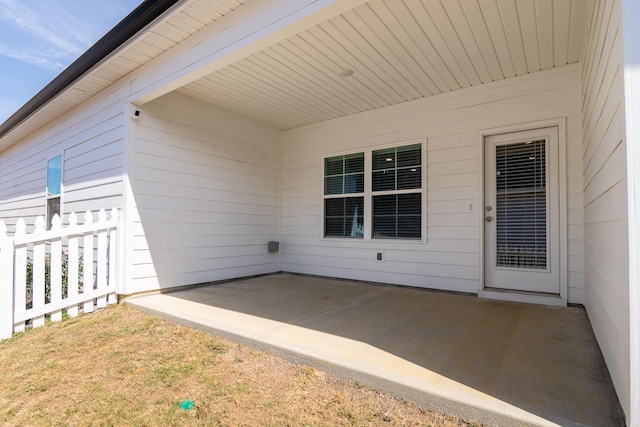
[176,0,589,130]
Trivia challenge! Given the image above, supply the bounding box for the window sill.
[320,236,427,244]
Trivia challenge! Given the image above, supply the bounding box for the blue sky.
[0,0,143,124]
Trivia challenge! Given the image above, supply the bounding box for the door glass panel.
[495,140,547,269]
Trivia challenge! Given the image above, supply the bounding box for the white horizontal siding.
[581,0,629,417]
[0,87,126,232]
[281,64,584,300]
[128,92,280,293]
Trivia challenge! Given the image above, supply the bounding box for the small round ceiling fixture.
[339,68,354,77]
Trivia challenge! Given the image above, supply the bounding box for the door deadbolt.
[485,206,492,211]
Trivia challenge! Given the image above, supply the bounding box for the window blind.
[324,153,364,238]
[495,140,547,269]
[372,193,421,238]
[371,144,422,239]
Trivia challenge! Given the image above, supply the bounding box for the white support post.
[13,219,27,333]
[67,213,79,318]
[0,221,14,340]
[623,1,640,424]
[96,209,107,309]
[82,211,94,314]
[32,217,45,328]
[50,215,63,322]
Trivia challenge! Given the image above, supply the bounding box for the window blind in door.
[495,140,547,269]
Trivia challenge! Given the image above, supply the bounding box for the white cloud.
[0,0,141,123]
[0,43,65,71]
[0,0,94,70]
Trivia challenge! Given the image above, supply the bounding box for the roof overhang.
[0,0,592,149]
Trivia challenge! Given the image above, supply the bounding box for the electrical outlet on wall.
[376,251,384,262]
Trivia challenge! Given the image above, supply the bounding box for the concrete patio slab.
[127,273,624,426]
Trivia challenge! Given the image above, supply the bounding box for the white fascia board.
[129,0,369,105]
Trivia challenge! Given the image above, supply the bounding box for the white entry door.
[484,127,560,294]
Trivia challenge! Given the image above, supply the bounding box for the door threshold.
[479,288,566,307]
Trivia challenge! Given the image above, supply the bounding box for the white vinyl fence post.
[32,217,46,329]
[0,221,15,339]
[96,209,107,309]
[108,208,118,304]
[13,219,27,333]
[67,213,79,318]
[50,215,63,322]
[82,211,94,314]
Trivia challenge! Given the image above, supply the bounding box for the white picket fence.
[0,208,119,339]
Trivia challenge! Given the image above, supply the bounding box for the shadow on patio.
[127,273,624,426]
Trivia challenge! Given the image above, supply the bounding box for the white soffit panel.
[177,0,590,130]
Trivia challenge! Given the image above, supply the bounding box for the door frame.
[478,119,568,306]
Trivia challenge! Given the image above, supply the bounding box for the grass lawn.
[0,304,481,426]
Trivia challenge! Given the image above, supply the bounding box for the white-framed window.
[46,155,62,229]
[322,140,424,241]
[371,143,422,239]
[323,152,365,238]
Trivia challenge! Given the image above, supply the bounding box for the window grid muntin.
[324,196,364,238]
[373,193,422,239]
[322,141,424,241]
[323,153,365,238]
[371,144,422,240]
[372,144,422,192]
[324,153,364,195]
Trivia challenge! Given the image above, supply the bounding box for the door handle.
[485,216,493,222]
